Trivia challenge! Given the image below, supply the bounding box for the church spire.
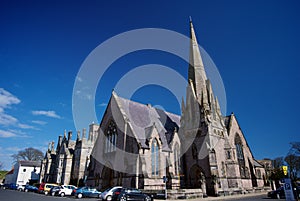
[188,20,208,101]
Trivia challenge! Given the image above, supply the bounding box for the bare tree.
[284,154,300,179]
[290,142,300,155]
[272,157,284,168]
[11,147,44,162]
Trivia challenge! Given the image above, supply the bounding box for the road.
[0,189,284,201]
[0,189,99,201]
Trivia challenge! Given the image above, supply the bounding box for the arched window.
[235,134,246,178]
[174,143,180,175]
[151,139,159,176]
[105,121,117,153]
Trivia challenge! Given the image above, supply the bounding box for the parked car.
[101,186,123,201]
[56,185,77,197]
[267,186,285,199]
[117,188,152,201]
[17,185,26,191]
[50,186,62,196]
[24,184,38,192]
[111,187,123,201]
[4,183,18,190]
[267,186,300,199]
[73,187,101,199]
[38,183,58,195]
[2,183,10,189]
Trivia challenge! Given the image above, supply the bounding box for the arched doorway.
[189,165,206,188]
[101,165,114,190]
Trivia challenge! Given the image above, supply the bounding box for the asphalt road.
[0,189,99,201]
[0,189,285,201]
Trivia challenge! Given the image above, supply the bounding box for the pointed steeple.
[188,20,209,110]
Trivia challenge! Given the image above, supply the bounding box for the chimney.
[48,142,51,151]
[68,131,72,141]
[82,128,86,139]
[51,141,55,152]
[77,130,81,140]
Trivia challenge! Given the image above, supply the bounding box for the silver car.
[101,186,122,201]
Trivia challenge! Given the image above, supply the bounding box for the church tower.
[180,20,233,195]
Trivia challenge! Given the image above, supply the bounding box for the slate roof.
[115,93,180,151]
[19,160,41,167]
[253,159,264,168]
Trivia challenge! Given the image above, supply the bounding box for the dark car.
[73,187,101,199]
[268,186,285,199]
[24,184,38,192]
[117,188,152,201]
[268,186,300,199]
[111,187,123,201]
[5,183,18,190]
[50,186,62,196]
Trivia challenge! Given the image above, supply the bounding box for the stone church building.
[86,21,267,196]
[40,123,99,186]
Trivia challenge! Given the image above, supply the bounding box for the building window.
[235,134,246,178]
[151,138,159,176]
[105,120,117,153]
[174,143,180,176]
[23,168,26,172]
[257,169,261,179]
[226,150,231,159]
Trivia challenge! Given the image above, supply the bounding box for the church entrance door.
[102,166,114,190]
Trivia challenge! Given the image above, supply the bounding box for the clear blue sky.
[0,0,299,170]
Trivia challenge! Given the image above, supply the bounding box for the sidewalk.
[166,191,267,201]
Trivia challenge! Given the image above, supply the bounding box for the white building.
[4,161,41,185]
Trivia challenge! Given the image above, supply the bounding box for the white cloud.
[0,113,18,126]
[5,146,23,152]
[17,123,35,129]
[32,120,47,125]
[0,88,20,126]
[0,129,17,138]
[0,88,21,109]
[0,129,30,138]
[32,110,61,119]
[99,103,107,107]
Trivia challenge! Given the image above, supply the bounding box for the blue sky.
[0,0,300,170]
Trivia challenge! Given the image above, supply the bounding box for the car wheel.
[120,196,127,201]
[98,194,102,198]
[145,196,151,201]
[25,189,28,192]
[61,192,65,197]
[44,191,48,195]
[77,193,83,199]
[51,192,55,196]
[106,195,112,201]
[19,188,22,192]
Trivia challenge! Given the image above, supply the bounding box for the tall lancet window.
[105,120,117,153]
[174,143,180,176]
[151,138,160,176]
[235,134,246,178]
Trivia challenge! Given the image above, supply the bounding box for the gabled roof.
[6,168,14,175]
[253,159,264,168]
[113,92,180,151]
